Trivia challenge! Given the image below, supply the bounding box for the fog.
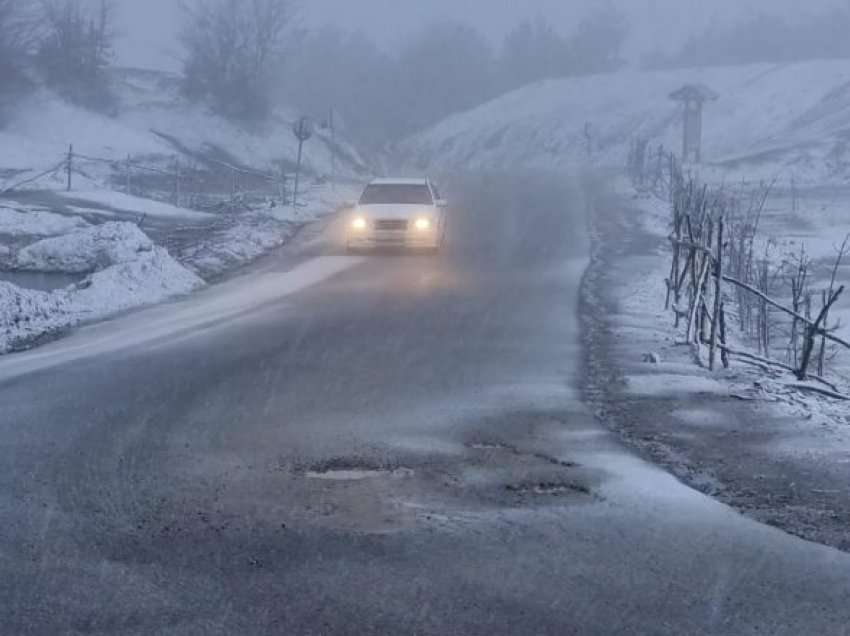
[96,0,849,146]
[3,0,848,146]
[114,0,842,70]
[4,2,850,633]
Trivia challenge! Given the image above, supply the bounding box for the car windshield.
[359,184,433,205]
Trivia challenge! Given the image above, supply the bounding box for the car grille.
[374,219,408,231]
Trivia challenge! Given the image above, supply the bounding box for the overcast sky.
[115,0,842,71]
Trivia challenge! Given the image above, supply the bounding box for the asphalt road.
[2,175,850,635]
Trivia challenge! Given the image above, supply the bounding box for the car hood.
[358,204,436,219]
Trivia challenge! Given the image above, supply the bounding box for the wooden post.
[687,255,711,344]
[666,202,681,311]
[709,216,724,370]
[293,137,304,209]
[125,155,131,195]
[719,302,730,369]
[66,144,73,191]
[797,286,845,380]
[817,288,827,376]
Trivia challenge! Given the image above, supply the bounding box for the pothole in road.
[305,468,413,481]
[505,481,592,496]
[465,440,578,469]
[468,442,510,451]
[296,456,414,482]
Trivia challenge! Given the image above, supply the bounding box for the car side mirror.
[435,199,448,208]
[340,200,357,211]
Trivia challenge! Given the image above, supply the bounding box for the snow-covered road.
[2,175,850,634]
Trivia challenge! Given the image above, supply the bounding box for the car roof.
[368,178,430,186]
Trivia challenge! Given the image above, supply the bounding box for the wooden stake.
[66,144,73,191]
[709,216,724,370]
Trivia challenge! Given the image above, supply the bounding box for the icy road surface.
[1,175,849,634]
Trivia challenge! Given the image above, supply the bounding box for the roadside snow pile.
[0,206,89,237]
[15,222,155,273]
[0,282,71,350]
[0,222,203,353]
[67,245,204,316]
[404,60,850,185]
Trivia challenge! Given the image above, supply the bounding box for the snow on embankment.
[0,222,203,353]
[0,68,369,191]
[404,60,850,184]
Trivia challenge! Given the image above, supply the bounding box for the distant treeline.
[279,9,627,148]
[645,8,850,69]
[0,0,630,146]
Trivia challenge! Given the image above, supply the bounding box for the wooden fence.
[1,144,294,212]
[631,140,850,397]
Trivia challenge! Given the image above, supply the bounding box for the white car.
[347,178,447,252]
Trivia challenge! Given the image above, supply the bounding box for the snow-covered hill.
[403,60,850,185]
[0,68,369,190]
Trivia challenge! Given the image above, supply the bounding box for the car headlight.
[351,216,368,230]
[414,218,432,231]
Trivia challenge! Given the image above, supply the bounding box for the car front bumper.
[348,229,440,250]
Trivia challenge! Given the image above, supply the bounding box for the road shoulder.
[581,181,850,552]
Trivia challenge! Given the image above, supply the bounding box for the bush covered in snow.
[0,282,70,351]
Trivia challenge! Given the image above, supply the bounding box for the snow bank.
[0,206,89,237]
[0,221,203,353]
[15,222,154,273]
[0,282,71,349]
[404,60,850,185]
[68,246,204,315]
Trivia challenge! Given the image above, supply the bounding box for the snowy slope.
[0,68,370,190]
[404,60,850,185]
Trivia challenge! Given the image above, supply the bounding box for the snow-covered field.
[405,60,850,186]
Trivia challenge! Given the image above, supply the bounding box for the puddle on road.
[298,456,415,483]
[505,481,592,496]
[305,468,406,481]
[468,442,510,451]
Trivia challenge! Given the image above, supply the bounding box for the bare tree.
[0,0,38,118]
[35,0,116,111]
[180,0,299,122]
